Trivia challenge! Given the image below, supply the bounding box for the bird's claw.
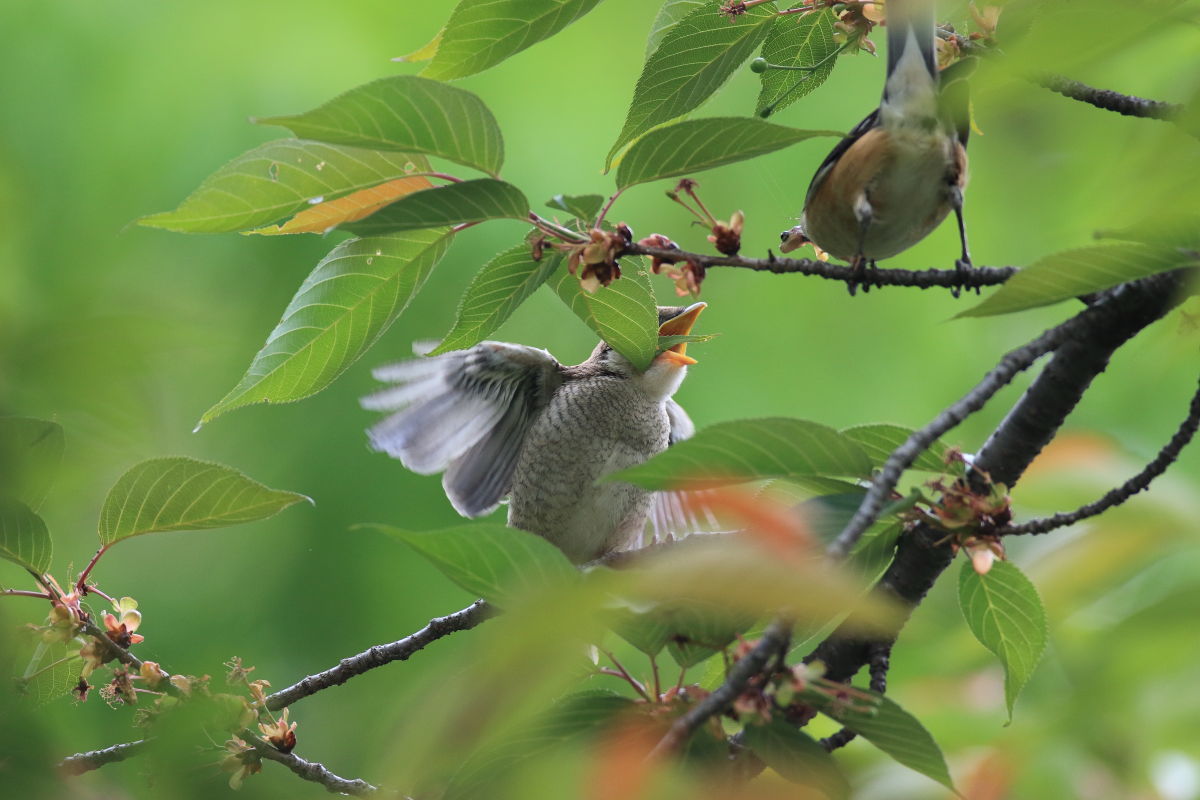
[953,257,978,298]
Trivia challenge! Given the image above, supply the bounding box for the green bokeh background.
[2,1,1199,797]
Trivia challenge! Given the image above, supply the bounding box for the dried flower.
[221,737,262,790]
[564,225,632,292]
[707,210,744,256]
[259,708,298,754]
[140,661,167,689]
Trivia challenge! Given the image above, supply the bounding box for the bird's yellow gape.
[656,301,706,367]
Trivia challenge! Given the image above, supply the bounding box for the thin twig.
[1,589,51,599]
[265,600,494,711]
[623,242,1017,290]
[828,323,1069,557]
[248,738,379,796]
[999,372,1200,536]
[1035,74,1186,124]
[59,739,148,775]
[648,619,791,759]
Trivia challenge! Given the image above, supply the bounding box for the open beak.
[657,302,706,367]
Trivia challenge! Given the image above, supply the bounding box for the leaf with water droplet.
[139,140,430,233]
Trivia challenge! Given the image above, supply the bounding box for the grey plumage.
[362,304,706,563]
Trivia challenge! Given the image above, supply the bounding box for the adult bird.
[361,303,707,564]
[781,0,976,293]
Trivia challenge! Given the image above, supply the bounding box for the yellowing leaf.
[249,176,434,235]
[396,33,442,63]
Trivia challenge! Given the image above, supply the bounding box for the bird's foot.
[954,257,978,298]
[847,255,869,297]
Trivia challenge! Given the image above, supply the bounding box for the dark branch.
[249,738,379,796]
[265,600,494,711]
[623,243,1017,290]
[648,619,791,759]
[59,739,148,775]
[999,371,1200,535]
[1035,74,1186,124]
[827,323,1066,557]
[809,270,1189,685]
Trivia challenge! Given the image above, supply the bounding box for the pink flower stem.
[593,188,625,229]
[75,545,109,594]
[2,589,51,600]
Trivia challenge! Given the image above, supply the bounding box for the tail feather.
[885,0,938,88]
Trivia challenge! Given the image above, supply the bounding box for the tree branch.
[1035,73,1186,124]
[648,618,791,760]
[809,269,1189,684]
[999,371,1200,535]
[623,243,1017,290]
[58,739,148,775]
[827,324,1066,558]
[249,738,380,796]
[265,600,494,711]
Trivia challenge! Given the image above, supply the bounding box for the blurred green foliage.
[2,0,1200,798]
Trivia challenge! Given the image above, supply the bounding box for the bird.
[361,303,707,564]
[780,0,976,294]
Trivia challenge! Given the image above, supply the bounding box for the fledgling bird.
[361,303,707,564]
[781,0,975,293]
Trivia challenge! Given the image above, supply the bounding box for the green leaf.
[445,690,635,800]
[756,8,839,116]
[138,140,428,234]
[18,643,81,706]
[258,76,505,176]
[849,521,903,581]
[546,194,605,223]
[841,423,957,474]
[344,179,530,234]
[607,2,778,168]
[0,417,65,510]
[0,497,52,575]
[608,418,874,491]
[660,599,752,668]
[742,720,849,799]
[958,559,1048,722]
[810,691,955,792]
[431,247,563,355]
[616,117,839,189]
[958,244,1197,318]
[550,259,659,371]
[607,606,674,657]
[97,457,310,546]
[655,333,716,352]
[422,0,606,80]
[1097,214,1200,250]
[200,229,452,424]
[369,523,579,606]
[645,0,707,59]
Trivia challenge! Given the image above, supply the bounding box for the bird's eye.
[779,230,790,244]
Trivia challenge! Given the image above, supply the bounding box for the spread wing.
[644,399,723,546]
[362,342,564,518]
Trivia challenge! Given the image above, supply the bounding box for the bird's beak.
[657,302,706,367]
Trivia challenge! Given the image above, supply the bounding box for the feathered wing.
[645,399,722,546]
[361,342,564,518]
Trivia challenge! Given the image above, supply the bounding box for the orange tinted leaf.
[249,176,434,235]
[588,716,666,800]
[1023,432,1118,478]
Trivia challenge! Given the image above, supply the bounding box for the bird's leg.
[849,194,874,297]
[949,184,975,298]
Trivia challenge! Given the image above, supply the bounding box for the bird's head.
[586,302,707,398]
